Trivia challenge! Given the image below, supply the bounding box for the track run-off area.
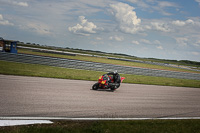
[0,74,200,119]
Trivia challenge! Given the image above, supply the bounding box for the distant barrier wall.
[0,52,200,80]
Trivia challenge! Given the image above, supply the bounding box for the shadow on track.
[90,88,115,92]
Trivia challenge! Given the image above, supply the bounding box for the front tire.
[110,86,116,91]
[92,83,99,90]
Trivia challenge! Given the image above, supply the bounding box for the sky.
[0,0,200,62]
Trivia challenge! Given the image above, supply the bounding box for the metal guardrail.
[0,52,200,80]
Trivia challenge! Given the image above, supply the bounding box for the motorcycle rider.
[107,70,121,89]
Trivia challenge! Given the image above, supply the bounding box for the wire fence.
[0,52,200,80]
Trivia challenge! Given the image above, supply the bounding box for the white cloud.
[0,15,2,20]
[172,20,186,26]
[154,40,161,45]
[193,40,200,47]
[157,1,178,8]
[127,0,179,16]
[109,35,124,41]
[172,19,194,26]
[0,14,14,26]
[96,37,102,40]
[139,39,162,46]
[155,1,179,16]
[109,2,141,34]
[0,0,28,7]
[27,23,51,35]
[157,46,163,50]
[186,19,195,24]
[142,18,198,36]
[127,0,149,8]
[131,40,140,45]
[191,52,199,56]
[68,16,103,36]
[151,22,171,32]
[140,39,151,44]
[195,0,200,6]
[175,37,188,46]
[127,0,138,3]
[19,21,52,35]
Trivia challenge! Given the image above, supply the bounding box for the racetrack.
[0,74,200,118]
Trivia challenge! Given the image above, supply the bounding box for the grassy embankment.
[0,60,199,88]
[18,43,200,68]
[18,48,200,74]
[1,120,200,133]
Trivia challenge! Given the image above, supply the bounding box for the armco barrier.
[0,52,200,80]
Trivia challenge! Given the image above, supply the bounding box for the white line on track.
[1,117,200,120]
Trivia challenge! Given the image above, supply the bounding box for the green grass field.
[1,120,200,133]
[0,60,199,88]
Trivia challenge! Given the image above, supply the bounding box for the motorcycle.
[92,73,125,91]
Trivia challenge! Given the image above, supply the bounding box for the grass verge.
[0,120,200,133]
[0,60,200,88]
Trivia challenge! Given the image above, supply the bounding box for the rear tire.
[92,83,99,90]
[110,86,116,91]
[110,83,120,91]
[116,83,120,89]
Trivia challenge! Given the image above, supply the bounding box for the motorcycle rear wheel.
[110,86,116,91]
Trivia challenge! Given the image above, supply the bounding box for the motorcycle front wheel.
[92,83,99,90]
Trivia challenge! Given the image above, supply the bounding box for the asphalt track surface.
[0,74,200,118]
